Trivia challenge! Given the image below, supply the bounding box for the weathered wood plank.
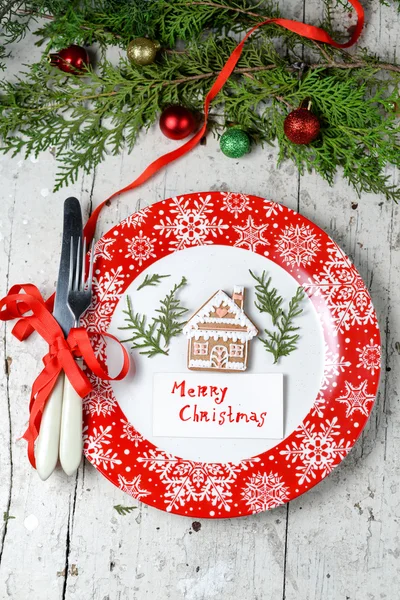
[0,154,15,577]
[0,31,97,600]
[283,1,400,598]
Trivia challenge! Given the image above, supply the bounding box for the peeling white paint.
[24,514,39,531]
[177,563,234,600]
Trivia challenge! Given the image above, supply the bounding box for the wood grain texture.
[0,2,399,598]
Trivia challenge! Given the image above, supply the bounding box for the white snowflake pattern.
[83,378,116,417]
[80,304,117,360]
[82,301,115,334]
[83,332,108,363]
[92,267,125,303]
[221,192,252,219]
[241,472,289,513]
[311,346,352,417]
[276,223,321,267]
[304,242,376,334]
[120,419,144,447]
[356,338,381,376]
[311,391,327,419]
[322,345,351,390]
[233,216,269,252]
[125,230,156,267]
[279,417,351,485]
[83,425,122,471]
[311,345,352,421]
[118,474,150,500]
[336,380,375,417]
[81,268,126,361]
[137,450,260,512]
[120,207,151,229]
[93,237,115,262]
[264,200,284,218]
[153,195,228,251]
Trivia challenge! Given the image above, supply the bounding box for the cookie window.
[229,344,244,358]
[193,342,208,355]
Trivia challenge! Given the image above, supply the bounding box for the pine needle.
[119,277,188,356]
[260,287,305,364]
[137,273,170,291]
[3,512,15,522]
[113,504,137,515]
[119,296,167,357]
[153,276,188,346]
[249,269,283,326]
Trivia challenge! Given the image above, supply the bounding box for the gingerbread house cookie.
[183,286,258,372]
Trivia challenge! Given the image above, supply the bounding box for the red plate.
[82,192,380,517]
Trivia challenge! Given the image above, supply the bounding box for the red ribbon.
[0,285,130,468]
[0,1,364,467]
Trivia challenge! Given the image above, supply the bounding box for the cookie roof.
[183,289,258,339]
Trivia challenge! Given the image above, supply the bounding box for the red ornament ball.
[159,105,196,140]
[283,108,320,145]
[49,45,89,74]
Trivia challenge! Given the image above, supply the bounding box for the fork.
[59,236,94,476]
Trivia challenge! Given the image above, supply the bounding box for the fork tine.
[81,237,86,290]
[87,240,95,292]
[69,236,74,291]
[74,236,81,291]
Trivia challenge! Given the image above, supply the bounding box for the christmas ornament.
[127,37,160,66]
[48,45,89,74]
[159,105,196,140]
[283,106,321,145]
[220,128,251,158]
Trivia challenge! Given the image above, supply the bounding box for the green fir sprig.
[1,1,400,199]
[113,504,137,515]
[2,1,398,52]
[260,287,305,364]
[251,270,305,363]
[153,276,188,346]
[120,298,167,357]
[249,269,283,326]
[120,276,188,357]
[3,511,15,522]
[137,273,170,291]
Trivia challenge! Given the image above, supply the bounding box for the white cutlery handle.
[35,373,64,481]
[59,367,83,476]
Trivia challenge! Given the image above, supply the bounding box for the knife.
[35,198,83,481]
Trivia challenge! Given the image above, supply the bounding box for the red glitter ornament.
[159,106,196,140]
[49,45,89,74]
[283,107,321,145]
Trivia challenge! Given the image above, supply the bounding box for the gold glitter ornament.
[127,37,160,66]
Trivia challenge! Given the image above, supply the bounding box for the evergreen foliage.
[137,273,170,291]
[249,269,283,326]
[113,504,137,515]
[120,277,187,357]
[1,0,399,200]
[259,286,305,364]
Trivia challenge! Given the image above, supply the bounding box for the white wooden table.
[1,2,399,598]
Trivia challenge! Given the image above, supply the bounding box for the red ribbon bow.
[0,284,130,468]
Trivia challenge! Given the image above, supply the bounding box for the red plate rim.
[82,192,381,518]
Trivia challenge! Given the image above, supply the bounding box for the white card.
[153,373,283,439]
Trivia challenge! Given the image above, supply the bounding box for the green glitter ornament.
[220,128,250,158]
